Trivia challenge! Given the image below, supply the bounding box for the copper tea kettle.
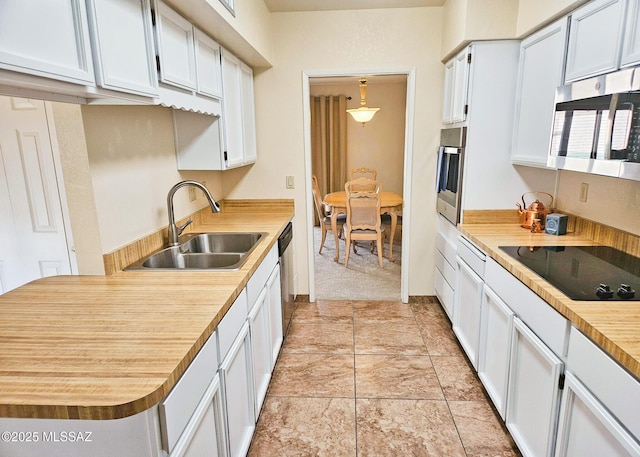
[516,192,553,230]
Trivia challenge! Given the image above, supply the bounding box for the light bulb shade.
[346,106,380,123]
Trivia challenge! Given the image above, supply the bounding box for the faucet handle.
[177,218,193,236]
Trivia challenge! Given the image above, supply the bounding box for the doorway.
[303,69,416,303]
[0,96,76,293]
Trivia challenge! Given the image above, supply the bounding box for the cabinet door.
[555,372,640,457]
[511,18,567,167]
[453,256,483,369]
[240,61,257,164]
[442,58,455,123]
[87,0,158,97]
[565,0,627,82]
[221,50,244,169]
[219,322,254,457]
[506,318,564,457]
[0,0,94,84]
[451,47,470,123]
[478,286,514,420]
[248,287,271,422]
[267,264,283,369]
[155,1,197,90]
[195,29,223,99]
[621,0,640,67]
[170,375,227,457]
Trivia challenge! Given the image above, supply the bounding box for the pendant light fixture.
[346,78,380,126]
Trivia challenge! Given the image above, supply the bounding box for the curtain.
[311,95,348,205]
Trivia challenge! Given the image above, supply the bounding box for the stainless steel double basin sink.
[125,232,265,271]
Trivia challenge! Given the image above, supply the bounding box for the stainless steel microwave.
[548,67,640,180]
[436,127,466,225]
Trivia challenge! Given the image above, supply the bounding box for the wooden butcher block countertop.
[0,200,294,420]
[459,222,640,381]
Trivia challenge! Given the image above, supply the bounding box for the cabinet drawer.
[217,289,248,362]
[457,236,486,278]
[247,244,278,307]
[485,257,569,358]
[567,326,640,438]
[159,330,218,452]
[434,267,454,320]
[435,250,455,288]
[435,231,457,266]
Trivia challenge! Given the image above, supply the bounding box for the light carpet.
[313,226,401,301]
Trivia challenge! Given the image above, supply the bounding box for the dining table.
[322,190,403,263]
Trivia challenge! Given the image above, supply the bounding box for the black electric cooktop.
[499,245,640,301]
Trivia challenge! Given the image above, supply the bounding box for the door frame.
[302,67,415,303]
[43,101,78,275]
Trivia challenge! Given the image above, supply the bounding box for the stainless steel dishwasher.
[278,222,294,336]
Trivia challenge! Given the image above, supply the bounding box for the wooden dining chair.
[349,167,377,181]
[311,175,345,254]
[344,179,385,268]
[347,176,378,192]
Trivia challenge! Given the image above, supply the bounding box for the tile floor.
[248,299,522,457]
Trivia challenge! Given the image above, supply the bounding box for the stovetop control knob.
[596,284,614,299]
[617,284,635,299]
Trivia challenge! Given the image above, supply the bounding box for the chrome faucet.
[167,180,220,246]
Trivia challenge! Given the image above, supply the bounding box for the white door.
[267,264,283,369]
[507,317,564,457]
[478,285,514,420]
[453,256,484,369]
[0,97,74,294]
[248,287,271,421]
[555,372,640,457]
[219,322,255,457]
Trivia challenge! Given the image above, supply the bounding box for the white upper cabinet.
[442,47,470,124]
[195,30,223,99]
[154,1,198,91]
[86,0,158,97]
[153,0,223,100]
[565,0,628,83]
[221,48,257,169]
[621,0,640,67]
[0,0,94,85]
[240,62,257,164]
[511,18,568,167]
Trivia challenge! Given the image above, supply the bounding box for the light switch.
[286,176,294,189]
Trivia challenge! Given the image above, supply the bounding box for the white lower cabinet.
[219,321,254,457]
[477,285,514,420]
[170,375,226,457]
[266,264,283,369]
[555,372,640,457]
[506,318,564,457]
[248,287,272,421]
[434,225,458,321]
[555,326,640,457]
[453,255,484,369]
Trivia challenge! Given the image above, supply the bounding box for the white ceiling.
[264,0,445,13]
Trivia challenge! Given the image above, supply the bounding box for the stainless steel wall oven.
[436,127,466,225]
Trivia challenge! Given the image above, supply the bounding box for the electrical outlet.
[286,176,294,189]
[188,186,197,202]
[579,182,589,202]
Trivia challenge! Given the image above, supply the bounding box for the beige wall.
[224,7,444,296]
[51,102,105,275]
[81,105,224,253]
[309,80,406,195]
[441,0,517,60]
[556,171,640,236]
